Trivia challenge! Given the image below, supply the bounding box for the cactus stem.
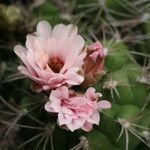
[117,118,130,128]
[43,134,50,150]
[114,87,120,98]
[117,118,150,149]
[117,0,139,16]
[43,124,55,150]
[131,123,150,131]
[142,131,150,147]
[141,92,150,111]
[25,109,46,126]
[1,120,45,130]
[50,132,54,150]
[125,128,129,150]
[4,115,21,138]
[134,0,150,6]
[137,58,150,85]
[0,94,46,127]
[0,94,52,149]
[128,127,148,146]
[29,0,45,10]
[116,126,124,142]
[18,132,45,149]
[88,28,99,42]
[35,133,47,150]
[70,136,89,150]
[131,51,150,58]
[35,123,55,150]
[103,39,116,56]
[0,109,16,116]
[2,72,26,83]
[102,0,149,29]
[0,95,19,113]
[117,120,129,150]
[77,3,97,9]
[99,0,118,27]
[103,80,120,101]
[17,123,55,149]
[103,80,119,89]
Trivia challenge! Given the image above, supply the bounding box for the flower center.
[48,58,63,73]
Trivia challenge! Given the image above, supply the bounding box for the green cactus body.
[97,104,149,149]
[33,2,59,25]
[112,67,147,106]
[104,0,123,11]
[104,41,132,71]
[86,129,122,150]
[104,0,135,20]
[103,41,148,107]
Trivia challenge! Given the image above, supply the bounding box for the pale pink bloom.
[14,21,86,91]
[45,86,111,132]
[82,41,105,87]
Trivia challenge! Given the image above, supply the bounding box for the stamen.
[47,58,64,73]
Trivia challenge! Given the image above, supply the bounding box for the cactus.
[0,0,150,150]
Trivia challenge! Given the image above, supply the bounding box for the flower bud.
[82,41,105,87]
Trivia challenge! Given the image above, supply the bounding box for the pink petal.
[87,112,100,125]
[36,21,52,38]
[58,112,72,126]
[14,21,86,91]
[51,86,69,99]
[14,45,35,75]
[85,87,102,101]
[62,107,73,115]
[97,100,111,109]
[66,117,86,132]
[72,52,86,68]
[44,101,55,112]
[26,35,35,51]
[61,35,85,71]
[49,93,62,112]
[88,41,102,51]
[52,24,66,39]
[66,24,78,38]
[81,121,93,132]
[65,67,84,85]
[48,38,59,58]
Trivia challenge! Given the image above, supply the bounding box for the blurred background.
[0,0,150,150]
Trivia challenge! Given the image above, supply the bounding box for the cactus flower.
[14,21,86,91]
[82,41,105,87]
[45,86,111,132]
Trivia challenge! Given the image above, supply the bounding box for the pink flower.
[45,86,111,132]
[82,41,105,87]
[14,21,86,91]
